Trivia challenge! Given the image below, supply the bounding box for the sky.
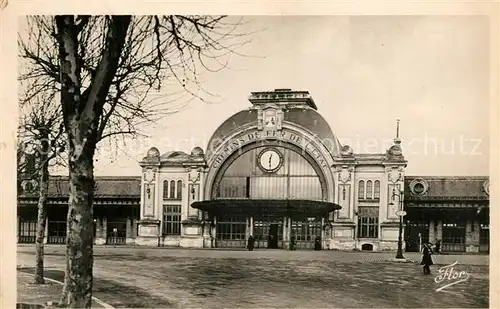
[53,15,490,177]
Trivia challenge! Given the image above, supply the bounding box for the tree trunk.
[34,133,50,284]
[55,15,131,308]
[59,146,95,308]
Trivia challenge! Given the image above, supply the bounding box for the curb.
[389,258,416,263]
[19,271,115,309]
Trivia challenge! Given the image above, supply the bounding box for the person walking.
[247,235,255,251]
[421,242,434,274]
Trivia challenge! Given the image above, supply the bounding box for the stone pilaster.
[334,165,355,222]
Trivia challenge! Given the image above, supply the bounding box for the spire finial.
[394,119,401,144]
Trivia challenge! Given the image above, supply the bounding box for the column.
[131,217,137,238]
[428,220,435,243]
[465,220,479,252]
[126,217,133,244]
[436,220,443,241]
[249,216,254,236]
[102,217,108,244]
[212,216,217,248]
[246,217,250,239]
[94,217,103,245]
[44,217,48,244]
[17,215,20,243]
[321,218,326,247]
[282,217,287,241]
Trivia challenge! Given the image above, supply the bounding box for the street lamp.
[389,190,406,259]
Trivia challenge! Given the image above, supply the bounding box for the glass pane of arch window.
[358,180,365,199]
[374,180,380,199]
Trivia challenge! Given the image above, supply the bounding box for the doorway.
[268,223,279,249]
[405,221,429,252]
[253,217,283,249]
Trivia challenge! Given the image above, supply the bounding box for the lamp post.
[389,190,406,259]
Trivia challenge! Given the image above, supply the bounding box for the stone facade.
[136,89,411,251]
[16,89,489,253]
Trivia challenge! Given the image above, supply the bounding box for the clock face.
[257,148,283,173]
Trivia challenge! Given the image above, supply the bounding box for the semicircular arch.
[205,141,334,202]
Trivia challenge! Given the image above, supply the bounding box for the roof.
[191,199,341,217]
[159,150,205,166]
[19,176,141,198]
[205,107,341,159]
[248,89,318,109]
[405,176,489,201]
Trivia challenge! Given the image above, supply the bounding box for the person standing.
[434,239,441,254]
[421,242,434,274]
[247,235,255,251]
[290,236,297,251]
[314,236,322,251]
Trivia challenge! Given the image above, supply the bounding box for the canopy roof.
[191,199,341,218]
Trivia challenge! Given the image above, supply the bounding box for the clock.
[257,148,283,173]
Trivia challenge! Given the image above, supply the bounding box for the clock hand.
[269,154,272,168]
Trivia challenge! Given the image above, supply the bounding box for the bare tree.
[17,87,66,284]
[19,15,249,307]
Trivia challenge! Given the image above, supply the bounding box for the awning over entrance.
[191,199,341,217]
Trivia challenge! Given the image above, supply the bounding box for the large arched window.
[170,180,176,199]
[358,180,365,200]
[366,181,373,199]
[374,180,380,199]
[176,180,183,199]
[163,180,169,199]
[214,146,324,200]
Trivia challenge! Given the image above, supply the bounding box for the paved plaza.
[17,245,489,308]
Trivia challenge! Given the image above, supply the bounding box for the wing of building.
[17,89,490,253]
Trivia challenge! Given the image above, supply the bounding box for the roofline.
[405,176,489,180]
[45,175,141,180]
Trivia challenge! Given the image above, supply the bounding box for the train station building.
[17,89,490,252]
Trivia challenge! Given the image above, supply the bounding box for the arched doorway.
[194,142,339,249]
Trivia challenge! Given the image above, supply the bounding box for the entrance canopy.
[191,199,341,218]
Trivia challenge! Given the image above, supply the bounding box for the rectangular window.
[216,216,246,240]
[357,207,378,238]
[163,205,181,235]
[19,219,37,243]
[47,221,67,244]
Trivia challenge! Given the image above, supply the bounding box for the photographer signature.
[434,261,470,292]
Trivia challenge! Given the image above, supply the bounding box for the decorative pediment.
[188,169,201,184]
[338,166,354,184]
[258,106,284,131]
[143,167,157,184]
[387,167,403,184]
